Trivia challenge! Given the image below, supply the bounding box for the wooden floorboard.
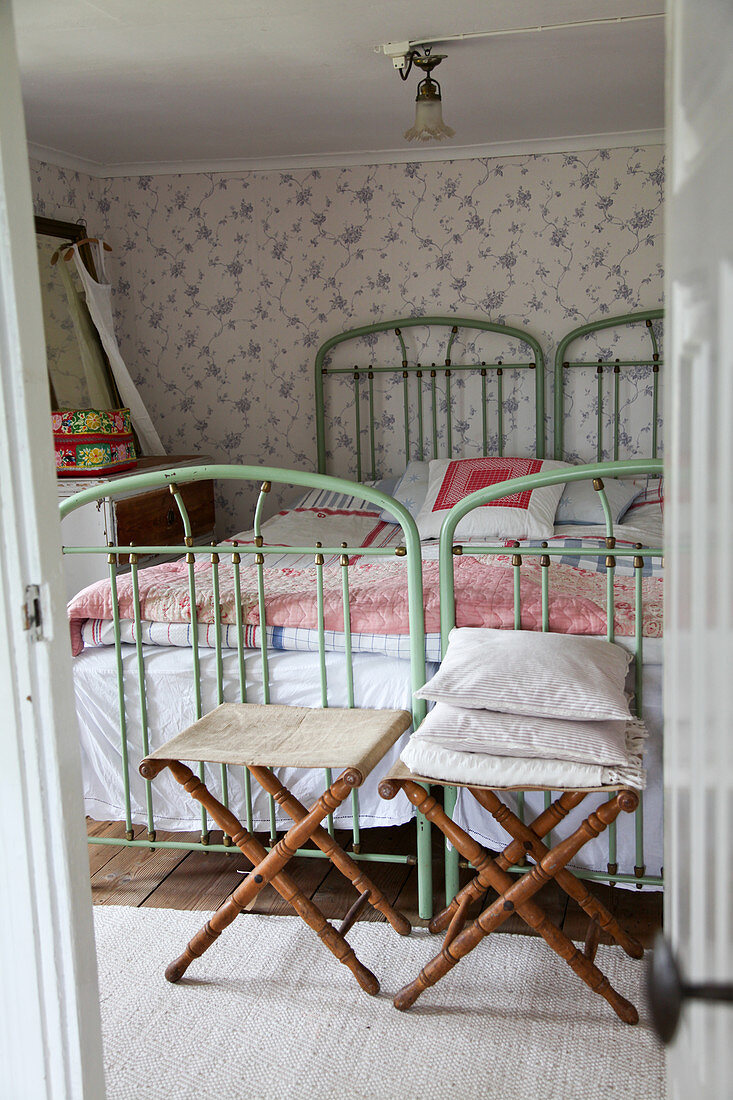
[140,832,248,912]
[310,824,415,923]
[87,820,145,877]
[86,820,663,943]
[89,831,194,907]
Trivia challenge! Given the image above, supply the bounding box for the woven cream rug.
[94,907,665,1100]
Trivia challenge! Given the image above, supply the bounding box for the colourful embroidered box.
[53,408,138,477]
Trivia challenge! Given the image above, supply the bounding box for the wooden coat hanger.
[50,237,113,266]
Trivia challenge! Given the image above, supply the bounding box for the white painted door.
[664,0,733,1093]
[0,2,105,1096]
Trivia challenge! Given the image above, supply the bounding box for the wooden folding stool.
[379,763,644,1022]
[139,702,413,995]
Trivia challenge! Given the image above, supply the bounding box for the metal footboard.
[437,459,664,901]
[61,464,434,917]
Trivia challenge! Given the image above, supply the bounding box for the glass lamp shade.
[404,97,455,142]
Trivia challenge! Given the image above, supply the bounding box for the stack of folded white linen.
[401,627,646,790]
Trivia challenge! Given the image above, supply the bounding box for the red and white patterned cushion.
[416,456,570,540]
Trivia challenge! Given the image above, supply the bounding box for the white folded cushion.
[412,702,645,766]
[400,737,645,790]
[415,627,633,720]
[415,456,570,541]
[555,476,642,526]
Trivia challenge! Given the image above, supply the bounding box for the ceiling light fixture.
[397,48,454,143]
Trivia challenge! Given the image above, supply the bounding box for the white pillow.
[411,702,645,767]
[415,457,570,541]
[289,476,398,513]
[379,460,429,522]
[415,627,632,721]
[556,477,641,526]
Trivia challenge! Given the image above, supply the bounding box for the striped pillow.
[411,702,645,766]
[415,627,632,721]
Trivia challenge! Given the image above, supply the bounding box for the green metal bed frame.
[64,309,664,920]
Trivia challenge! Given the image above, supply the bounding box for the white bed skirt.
[74,646,433,832]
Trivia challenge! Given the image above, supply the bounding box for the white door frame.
[664,1,733,1093]
[0,2,105,1096]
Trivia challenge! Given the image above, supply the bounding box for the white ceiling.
[14,0,665,176]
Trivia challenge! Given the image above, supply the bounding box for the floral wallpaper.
[30,146,664,534]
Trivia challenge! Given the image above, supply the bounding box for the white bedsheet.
[75,645,436,832]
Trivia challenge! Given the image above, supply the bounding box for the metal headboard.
[314,316,546,476]
[553,309,664,462]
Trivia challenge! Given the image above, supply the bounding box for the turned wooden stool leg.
[152,760,380,994]
[249,764,411,936]
[391,788,640,1023]
[427,791,586,935]
[472,787,644,960]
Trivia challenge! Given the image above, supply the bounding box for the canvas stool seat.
[139,702,413,995]
[379,760,644,1022]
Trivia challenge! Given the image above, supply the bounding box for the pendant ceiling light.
[399,49,455,143]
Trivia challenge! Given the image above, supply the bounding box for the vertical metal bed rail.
[340,541,361,851]
[171,484,208,845]
[209,541,231,845]
[129,550,154,841]
[253,482,277,845]
[480,365,488,455]
[353,370,362,483]
[594,477,619,878]
[231,540,254,834]
[108,551,133,840]
[437,460,664,903]
[633,543,646,885]
[646,317,661,459]
[416,367,424,461]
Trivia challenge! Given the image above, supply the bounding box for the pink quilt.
[67,552,663,657]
